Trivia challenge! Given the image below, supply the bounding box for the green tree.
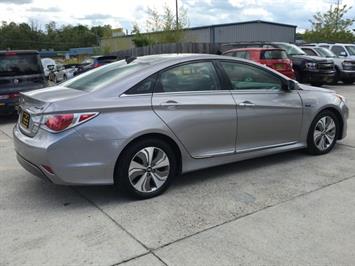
[132,4,189,47]
[304,2,355,43]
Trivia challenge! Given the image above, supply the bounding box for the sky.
[0,0,354,33]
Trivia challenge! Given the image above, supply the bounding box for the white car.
[41,58,67,83]
[314,43,355,60]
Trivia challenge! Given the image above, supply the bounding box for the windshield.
[314,47,336,58]
[274,43,306,56]
[0,54,42,77]
[64,60,149,92]
[345,46,355,56]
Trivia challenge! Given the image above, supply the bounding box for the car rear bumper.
[13,124,118,185]
[279,70,295,79]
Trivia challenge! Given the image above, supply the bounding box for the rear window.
[0,54,42,77]
[260,50,288,59]
[65,60,149,92]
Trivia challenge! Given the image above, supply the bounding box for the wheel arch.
[313,106,344,140]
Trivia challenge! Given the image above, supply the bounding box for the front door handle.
[160,100,179,107]
[238,101,256,107]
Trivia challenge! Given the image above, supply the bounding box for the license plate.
[21,111,30,129]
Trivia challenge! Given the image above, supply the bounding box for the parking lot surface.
[1,84,355,265]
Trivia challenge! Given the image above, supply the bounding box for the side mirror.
[284,79,297,91]
[340,51,347,57]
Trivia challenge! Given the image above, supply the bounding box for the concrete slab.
[80,143,355,249]
[119,254,165,266]
[156,176,355,265]
[0,131,147,266]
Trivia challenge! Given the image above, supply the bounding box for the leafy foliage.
[304,3,355,43]
[0,21,113,50]
[132,4,189,47]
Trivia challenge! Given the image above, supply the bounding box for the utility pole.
[176,0,179,30]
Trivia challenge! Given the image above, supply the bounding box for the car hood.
[22,85,86,103]
[298,83,335,93]
[291,54,333,63]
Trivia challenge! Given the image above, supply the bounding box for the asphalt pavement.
[0,84,354,266]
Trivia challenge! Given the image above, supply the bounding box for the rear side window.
[234,51,250,59]
[260,50,288,59]
[65,61,149,92]
[0,54,42,76]
[125,75,157,95]
[156,62,220,93]
[221,61,282,91]
[331,46,346,56]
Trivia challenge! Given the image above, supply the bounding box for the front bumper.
[13,124,119,185]
[339,70,355,81]
[0,98,18,115]
[306,71,335,84]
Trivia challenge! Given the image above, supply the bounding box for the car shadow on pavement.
[75,149,307,204]
[0,114,18,125]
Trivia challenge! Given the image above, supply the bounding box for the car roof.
[224,47,283,53]
[0,50,39,55]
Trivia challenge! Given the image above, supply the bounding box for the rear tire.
[342,79,354,85]
[307,110,339,155]
[115,138,178,199]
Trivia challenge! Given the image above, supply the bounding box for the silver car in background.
[13,54,349,198]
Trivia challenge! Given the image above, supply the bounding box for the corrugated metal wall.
[101,22,296,52]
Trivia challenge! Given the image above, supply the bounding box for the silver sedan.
[13,54,349,198]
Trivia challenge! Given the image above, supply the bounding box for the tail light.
[94,63,102,68]
[0,93,20,100]
[42,112,99,133]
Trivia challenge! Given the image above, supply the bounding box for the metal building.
[184,20,296,43]
[101,20,297,52]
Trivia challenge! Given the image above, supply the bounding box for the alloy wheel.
[313,116,336,151]
[128,147,170,193]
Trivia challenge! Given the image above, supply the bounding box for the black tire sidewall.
[115,138,177,199]
[307,110,339,155]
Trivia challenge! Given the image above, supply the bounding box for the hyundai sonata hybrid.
[13,54,349,198]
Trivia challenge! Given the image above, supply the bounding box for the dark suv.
[222,42,336,86]
[0,50,46,115]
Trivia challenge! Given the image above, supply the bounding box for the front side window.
[156,62,220,93]
[345,46,355,56]
[221,61,282,91]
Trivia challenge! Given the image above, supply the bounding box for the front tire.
[115,138,177,199]
[307,110,339,155]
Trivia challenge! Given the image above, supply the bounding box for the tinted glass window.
[156,62,220,93]
[65,60,149,92]
[274,43,305,56]
[125,75,157,95]
[345,46,355,56]
[221,61,282,91]
[234,51,250,59]
[314,47,336,58]
[331,46,346,56]
[261,50,288,59]
[302,48,318,56]
[0,54,42,77]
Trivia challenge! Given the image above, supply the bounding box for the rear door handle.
[238,101,256,107]
[160,100,179,107]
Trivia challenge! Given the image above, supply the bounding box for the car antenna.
[125,56,137,64]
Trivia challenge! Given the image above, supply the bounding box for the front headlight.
[306,62,317,70]
[336,94,346,102]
